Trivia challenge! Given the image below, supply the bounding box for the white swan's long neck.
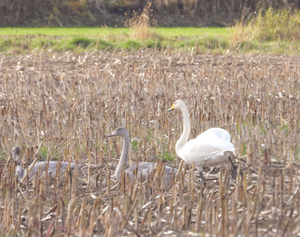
[115,134,130,181]
[176,104,191,155]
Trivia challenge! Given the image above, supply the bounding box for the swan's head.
[107,127,129,138]
[167,100,186,112]
[12,146,21,164]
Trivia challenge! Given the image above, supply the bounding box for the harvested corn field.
[1,50,300,236]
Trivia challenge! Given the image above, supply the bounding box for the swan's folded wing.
[178,136,235,167]
[125,162,155,181]
[196,128,232,142]
[29,161,76,180]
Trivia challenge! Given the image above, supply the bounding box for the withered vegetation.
[0,49,300,236]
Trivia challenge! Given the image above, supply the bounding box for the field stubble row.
[0,49,300,235]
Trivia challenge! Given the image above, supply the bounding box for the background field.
[2,25,300,55]
[3,4,300,55]
[0,49,300,235]
[0,27,233,55]
[0,27,231,37]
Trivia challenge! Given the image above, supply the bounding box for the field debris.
[1,50,300,236]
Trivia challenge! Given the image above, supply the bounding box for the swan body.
[12,146,76,181]
[121,162,175,183]
[177,128,235,167]
[107,127,177,184]
[167,100,236,175]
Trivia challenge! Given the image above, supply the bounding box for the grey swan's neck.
[15,163,25,179]
[115,133,130,181]
[12,146,24,179]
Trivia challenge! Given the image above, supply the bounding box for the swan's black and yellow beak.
[167,104,175,112]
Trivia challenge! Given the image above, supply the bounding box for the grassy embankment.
[0,27,232,54]
[1,8,300,55]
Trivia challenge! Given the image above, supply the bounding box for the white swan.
[107,127,177,185]
[167,100,237,183]
[12,146,76,181]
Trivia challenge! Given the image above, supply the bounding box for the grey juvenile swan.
[107,127,177,184]
[167,100,238,183]
[12,146,76,181]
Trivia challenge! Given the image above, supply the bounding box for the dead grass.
[232,8,300,43]
[1,50,300,235]
[125,2,157,40]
